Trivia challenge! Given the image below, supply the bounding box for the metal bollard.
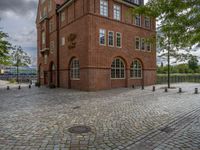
[195,88,198,94]
[132,85,135,89]
[165,87,168,92]
[152,86,155,92]
[29,85,31,89]
[18,85,21,90]
[178,88,182,93]
[142,85,144,90]
[7,86,10,90]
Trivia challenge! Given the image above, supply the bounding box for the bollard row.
[5,85,32,90]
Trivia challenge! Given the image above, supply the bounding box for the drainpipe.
[56,7,60,87]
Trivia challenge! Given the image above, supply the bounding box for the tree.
[130,0,200,88]
[11,46,31,83]
[0,30,11,65]
[188,56,199,73]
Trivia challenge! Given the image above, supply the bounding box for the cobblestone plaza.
[0,83,200,150]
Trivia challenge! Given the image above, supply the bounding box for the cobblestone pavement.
[0,83,200,150]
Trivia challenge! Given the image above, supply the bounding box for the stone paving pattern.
[0,83,200,150]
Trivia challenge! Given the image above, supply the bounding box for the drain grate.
[160,126,174,133]
[68,125,91,134]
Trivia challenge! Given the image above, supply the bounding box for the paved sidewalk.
[0,83,200,150]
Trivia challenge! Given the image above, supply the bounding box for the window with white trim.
[49,21,53,32]
[135,15,141,26]
[113,4,121,21]
[145,17,151,28]
[146,39,151,52]
[50,41,54,53]
[100,0,108,17]
[42,31,46,45]
[111,58,125,79]
[116,32,122,48]
[44,54,48,64]
[43,7,47,18]
[61,37,65,46]
[70,58,80,79]
[141,38,145,50]
[135,37,140,50]
[108,31,114,47]
[99,29,106,45]
[48,0,52,12]
[61,11,65,22]
[130,60,142,78]
[134,0,139,5]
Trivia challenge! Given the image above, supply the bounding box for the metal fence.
[0,74,37,83]
[157,74,200,84]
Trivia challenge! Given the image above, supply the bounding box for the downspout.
[56,6,60,87]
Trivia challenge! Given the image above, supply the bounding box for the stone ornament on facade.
[68,33,77,49]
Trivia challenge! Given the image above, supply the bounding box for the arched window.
[130,60,142,78]
[111,58,125,79]
[70,58,80,79]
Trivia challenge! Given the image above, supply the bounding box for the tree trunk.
[167,36,171,88]
[17,65,19,83]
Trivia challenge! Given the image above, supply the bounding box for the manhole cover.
[160,126,174,133]
[68,125,91,134]
[72,106,81,109]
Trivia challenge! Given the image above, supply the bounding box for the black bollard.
[7,86,10,90]
[29,85,31,89]
[142,85,144,90]
[18,85,21,90]
[152,86,155,92]
[178,88,182,93]
[132,85,135,89]
[195,88,198,94]
[165,87,168,92]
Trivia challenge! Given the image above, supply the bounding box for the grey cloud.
[0,0,38,17]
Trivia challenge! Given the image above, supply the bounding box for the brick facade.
[36,0,156,91]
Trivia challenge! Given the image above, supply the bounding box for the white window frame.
[113,4,121,21]
[99,29,106,46]
[70,58,80,80]
[49,21,53,32]
[108,31,114,47]
[135,37,140,50]
[141,38,145,51]
[134,0,140,5]
[61,37,65,46]
[61,11,65,22]
[130,60,142,79]
[116,32,122,48]
[111,58,125,79]
[146,39,151,52]
[48,0,52,12]
[44,54,48,65]
[42,31,46,45]
[50,41,54,53]
[145,16,151,29]
[100,0,108,17]
[135,15,141,26]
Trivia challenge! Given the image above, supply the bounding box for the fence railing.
[157,74,200,84]
[0,74,37,83]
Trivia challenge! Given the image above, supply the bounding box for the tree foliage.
[188,56,199,72]
[131,0,200,87]
[11,46,31,67]
[0,30,11,65]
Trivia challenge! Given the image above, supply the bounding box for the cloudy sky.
[0,0,38,67]
[0,0,150,67]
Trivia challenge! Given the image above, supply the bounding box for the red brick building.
[36,0,156,91]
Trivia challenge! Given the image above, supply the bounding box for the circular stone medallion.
[68,125,91,134]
